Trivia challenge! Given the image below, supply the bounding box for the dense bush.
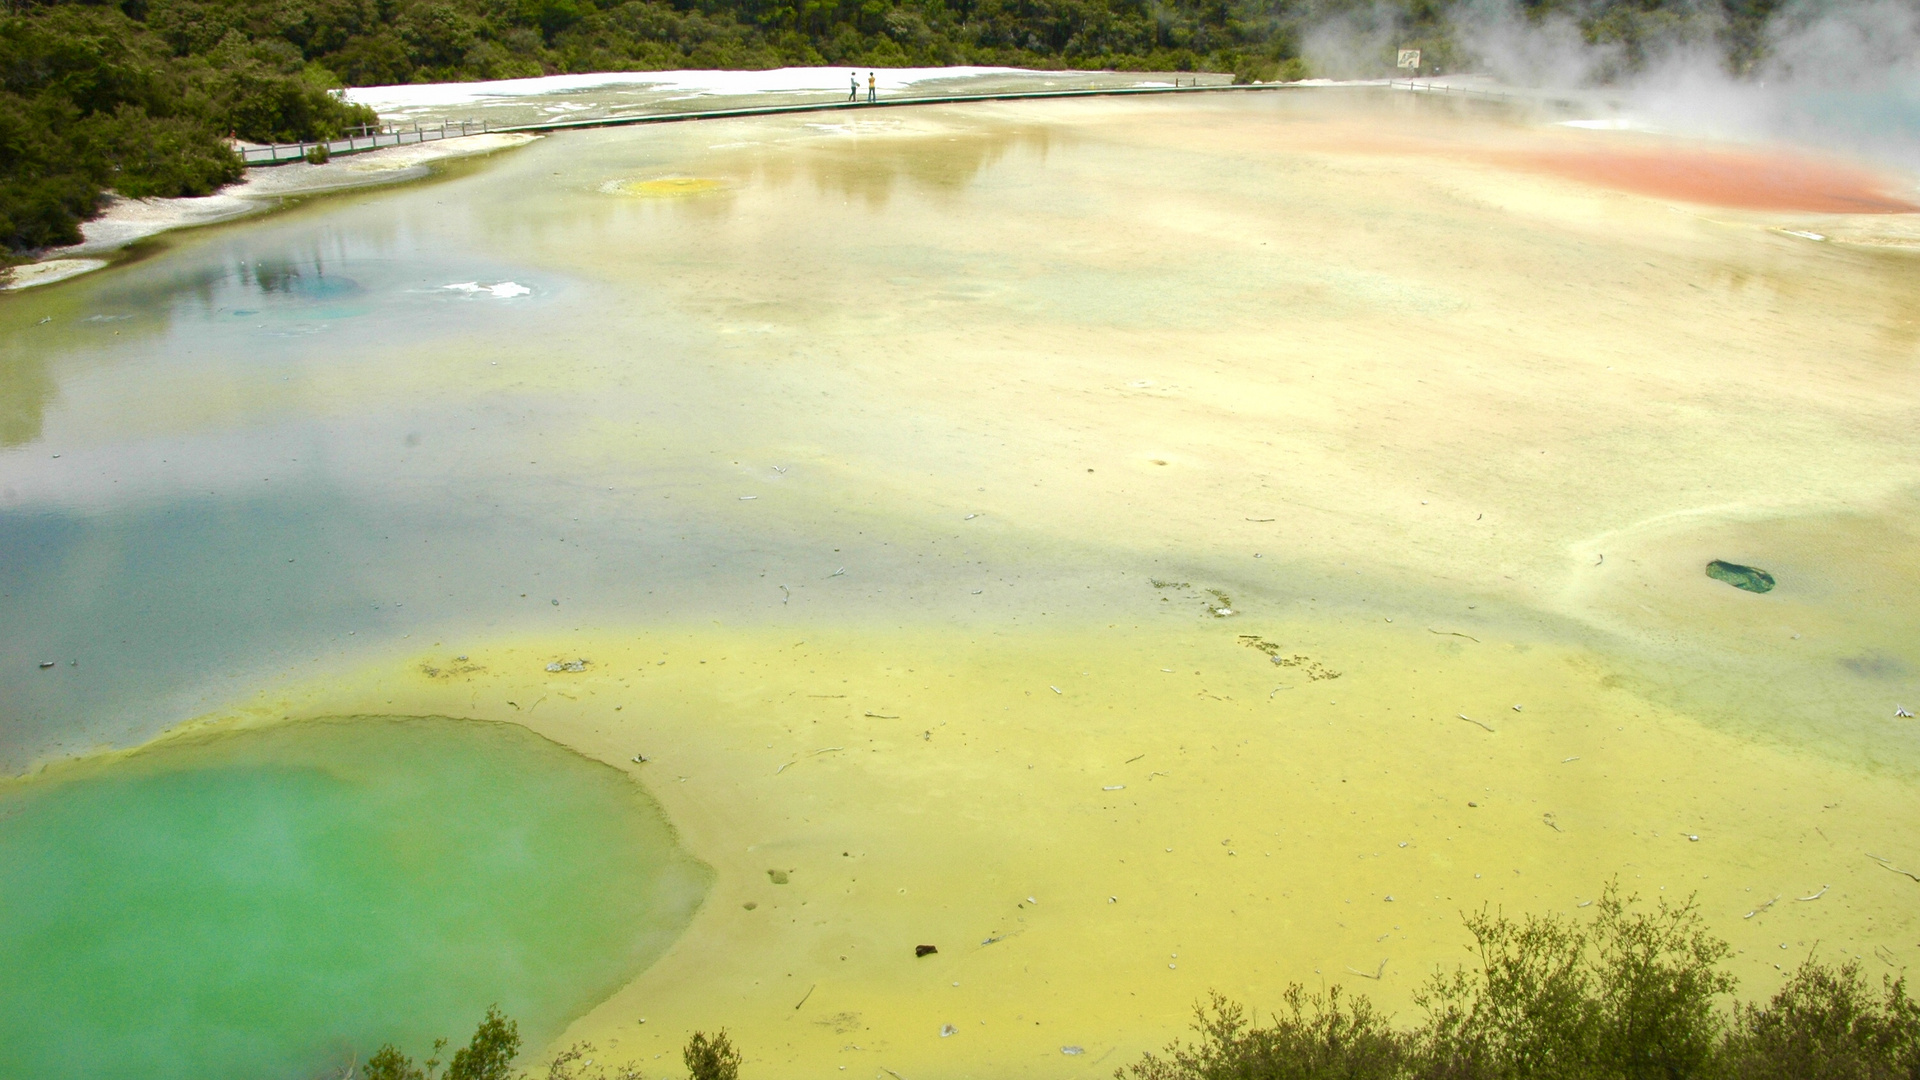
[684,1029,743,1080]
[1123,886,1920,1080]
[0,2,372,252]
[1721,960,1920,1080]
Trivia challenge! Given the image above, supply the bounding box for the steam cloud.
[1302,0,1920,172]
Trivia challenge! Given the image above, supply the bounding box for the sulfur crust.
[200,618,1917,1078]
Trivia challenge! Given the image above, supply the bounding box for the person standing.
[849,71,859,102]
[867,72,877,103]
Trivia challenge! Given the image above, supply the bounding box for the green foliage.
[1722,959,1920,1079]
[685,1028,743,1080]
[1120,887,1913,1080]
[1416,884,1735,1078]
[361,1008,518,1080]
[364,1042,434,1080]
[1122,987,1407,1080]
[447,1006,522,1080]
[0,1,373,252]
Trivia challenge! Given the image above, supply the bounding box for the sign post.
[1397,48,1422,77]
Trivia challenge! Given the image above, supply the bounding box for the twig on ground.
[1868,853,1920,882]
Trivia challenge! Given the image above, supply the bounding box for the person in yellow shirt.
[867,72,877,103]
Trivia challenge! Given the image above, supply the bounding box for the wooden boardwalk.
[238,79,1545,168]
[240,82,1285,167]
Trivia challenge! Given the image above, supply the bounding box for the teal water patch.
[0,716,711,1080]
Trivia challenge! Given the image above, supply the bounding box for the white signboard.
[1397,49,1421,70]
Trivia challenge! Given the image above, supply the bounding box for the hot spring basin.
[0,715,709,1080]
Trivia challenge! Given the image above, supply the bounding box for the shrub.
[1722,959,1920,1080]
[1117,886,1918,1080]
[1121,987,1407,1080]
[361,1006,518,1080]
[685,1028,743,1080]
[1412,884,1733,1079]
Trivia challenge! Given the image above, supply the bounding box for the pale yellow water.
[6,90,1920,1076]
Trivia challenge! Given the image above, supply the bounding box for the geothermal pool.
[2,89,1918,1078]
[0,716,709,1080]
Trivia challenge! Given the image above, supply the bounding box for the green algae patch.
[1707,559,1777,593]
[0,715,710,1080]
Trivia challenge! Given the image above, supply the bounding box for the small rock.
[916,944,938,957]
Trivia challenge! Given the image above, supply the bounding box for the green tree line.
[0,2,377,251]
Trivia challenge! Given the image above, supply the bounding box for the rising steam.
[1301,0,1920,171]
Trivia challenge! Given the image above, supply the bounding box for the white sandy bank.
[345,65,1039,113]
[2,133,536,291]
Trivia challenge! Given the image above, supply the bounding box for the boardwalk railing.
[238,79,1573,168]
[238,84,1259,166]
[239,119,493,166]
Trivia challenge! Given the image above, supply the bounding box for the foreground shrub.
[1122,986,1407,1080]
[1416,885,1733,1079]
[1120,885,1914,1080]
[363,1006,520,1080]
[1721,959,1920,1080]
[685,1028,743,1080]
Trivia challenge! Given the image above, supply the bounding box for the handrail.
[238,82,1301,166]
[238,118,493,166]
[240,79,1568,168]
[488,81,1290,136]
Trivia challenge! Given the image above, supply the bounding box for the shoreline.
[0,133,537,292]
